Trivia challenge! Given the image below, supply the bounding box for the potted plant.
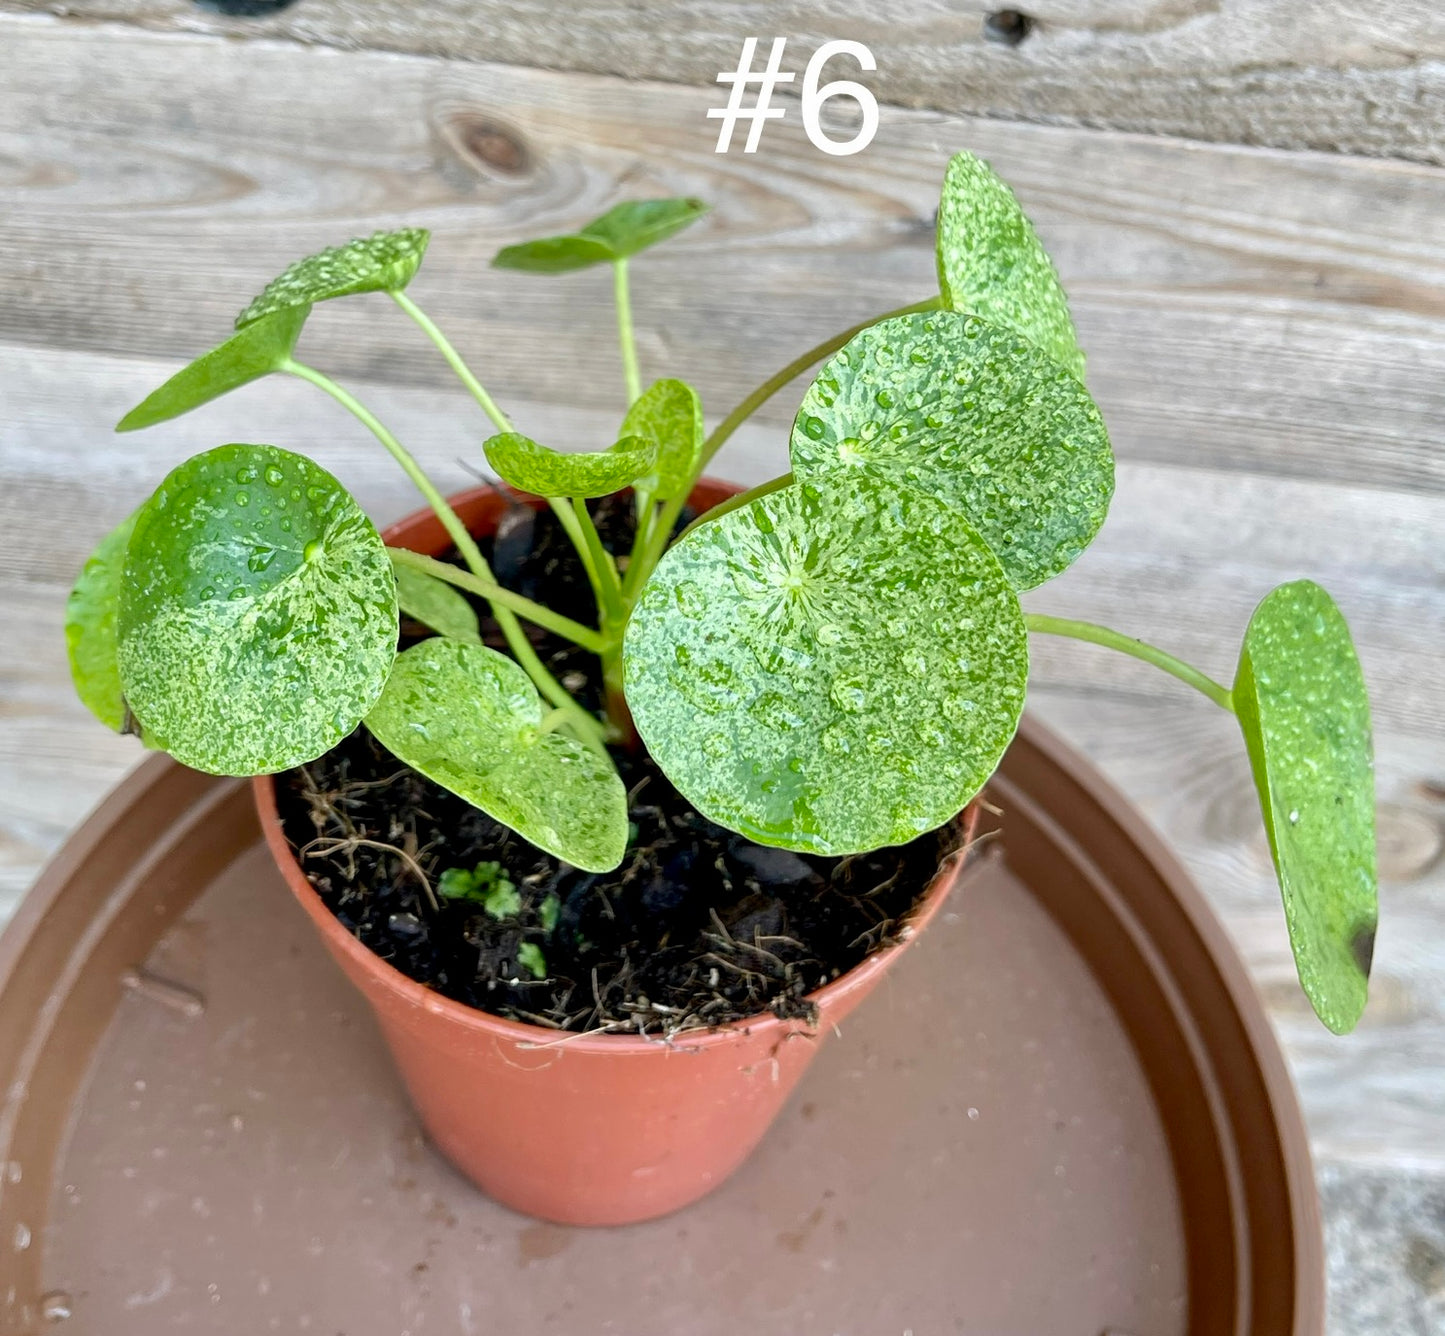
[64,152,1377,1226]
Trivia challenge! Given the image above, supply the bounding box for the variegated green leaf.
[790,311,1112,590]
[391,553,479,642]
[492,198,707,274]
[624,476,1027,855]
[1234,580,1377,1034]
[936,151,1085,381]
[365,638,627,873]
[116,444,397,775]
[621,378,703,501]
[483,431,658,499]
[116,306,309,432]
[235,228,430,327]
[65,508,141,732]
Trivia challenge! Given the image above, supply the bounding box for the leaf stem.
[390,291,514,434]
[388,548,608,653]
[621,295,943,604]
[690,294,943,484]
[572,498,625,627]
[613,259,642,406]
[283,359,605,752]
[1024,613,1235,713]
[677,472,794,541]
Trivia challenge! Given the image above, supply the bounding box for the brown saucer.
[0,716,1322,1334]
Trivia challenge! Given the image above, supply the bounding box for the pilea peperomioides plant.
[67,153,1378,1034]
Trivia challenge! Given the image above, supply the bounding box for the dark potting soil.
[276,492,967,1036]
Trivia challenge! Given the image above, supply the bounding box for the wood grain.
[0,16,1442,1329]
[1,17,1444,501]
[4,1,1445,165]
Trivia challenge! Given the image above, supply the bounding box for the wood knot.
[441,112,532,178]
[983,10,1035,46]
[193,0,298,15]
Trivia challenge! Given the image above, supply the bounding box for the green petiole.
[613,258,643,406]
[390,290,514,435]
[388,548,608,654]
[1024,613,1235,712]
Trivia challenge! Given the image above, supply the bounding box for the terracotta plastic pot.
[253,482,979,1227]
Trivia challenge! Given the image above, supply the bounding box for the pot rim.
[253,479,978,1056]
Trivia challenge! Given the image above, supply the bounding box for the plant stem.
[676,472,794,541]
[571,498,625,627]
[284,360,606,752]
[1024,613,1235,712]
[390,291,514,434]
[621,295,943,605]
[689,294,942,484]
[613,259,642,406]
[388,549,607,653]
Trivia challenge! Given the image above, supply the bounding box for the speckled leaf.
[116,306,309,432]
[391,554,479,643]
[483,431,658,500]
[65,509,140,731]
[621,378,704,501]
[624,477,1027,855]
[1233,580,1377,1034]
[492,198,707,273]
[936,151,1085,381]
[365,638,627,873]
[235,228,430,327]
[790,311,1112,590]
[116,445,397,775]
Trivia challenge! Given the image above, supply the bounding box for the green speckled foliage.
[81,151,1380,1032]
[483,431,658,499]
[235,228,430,327]
[621,378,704,501]
[624,478,1027,854]
[1234,581,1378,1034]
[365,638,627,873]
[790,311,1113,590]
[392,556,480,643]
[936,152,1085,381]
[116,445,397,775]
[492,198,708,274]
[116,306,308,432]
[66,509,141,732]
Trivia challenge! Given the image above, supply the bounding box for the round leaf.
[621,378,703,501]
[391,553,480,642]
[116,305,309,432]
[790,311,1113,590]
[936,151,1085,381]
[483,431,658,499]
[65,509,140,731]
[235,228,430,327]
[1233,580,1377,1034]
[624,477,1027,855]
[365,638,627,873]
[116,444,397,775]
[492,198,707,274]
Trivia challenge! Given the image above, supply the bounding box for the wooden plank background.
[1,11,1443,1330]
[4,0,1445,165]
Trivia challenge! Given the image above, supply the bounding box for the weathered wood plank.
[1,17,1444,498]
[4,1,1445,165]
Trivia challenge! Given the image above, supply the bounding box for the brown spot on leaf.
[1351,925,1376,978]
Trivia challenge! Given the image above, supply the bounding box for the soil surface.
[277,492,966,1036]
